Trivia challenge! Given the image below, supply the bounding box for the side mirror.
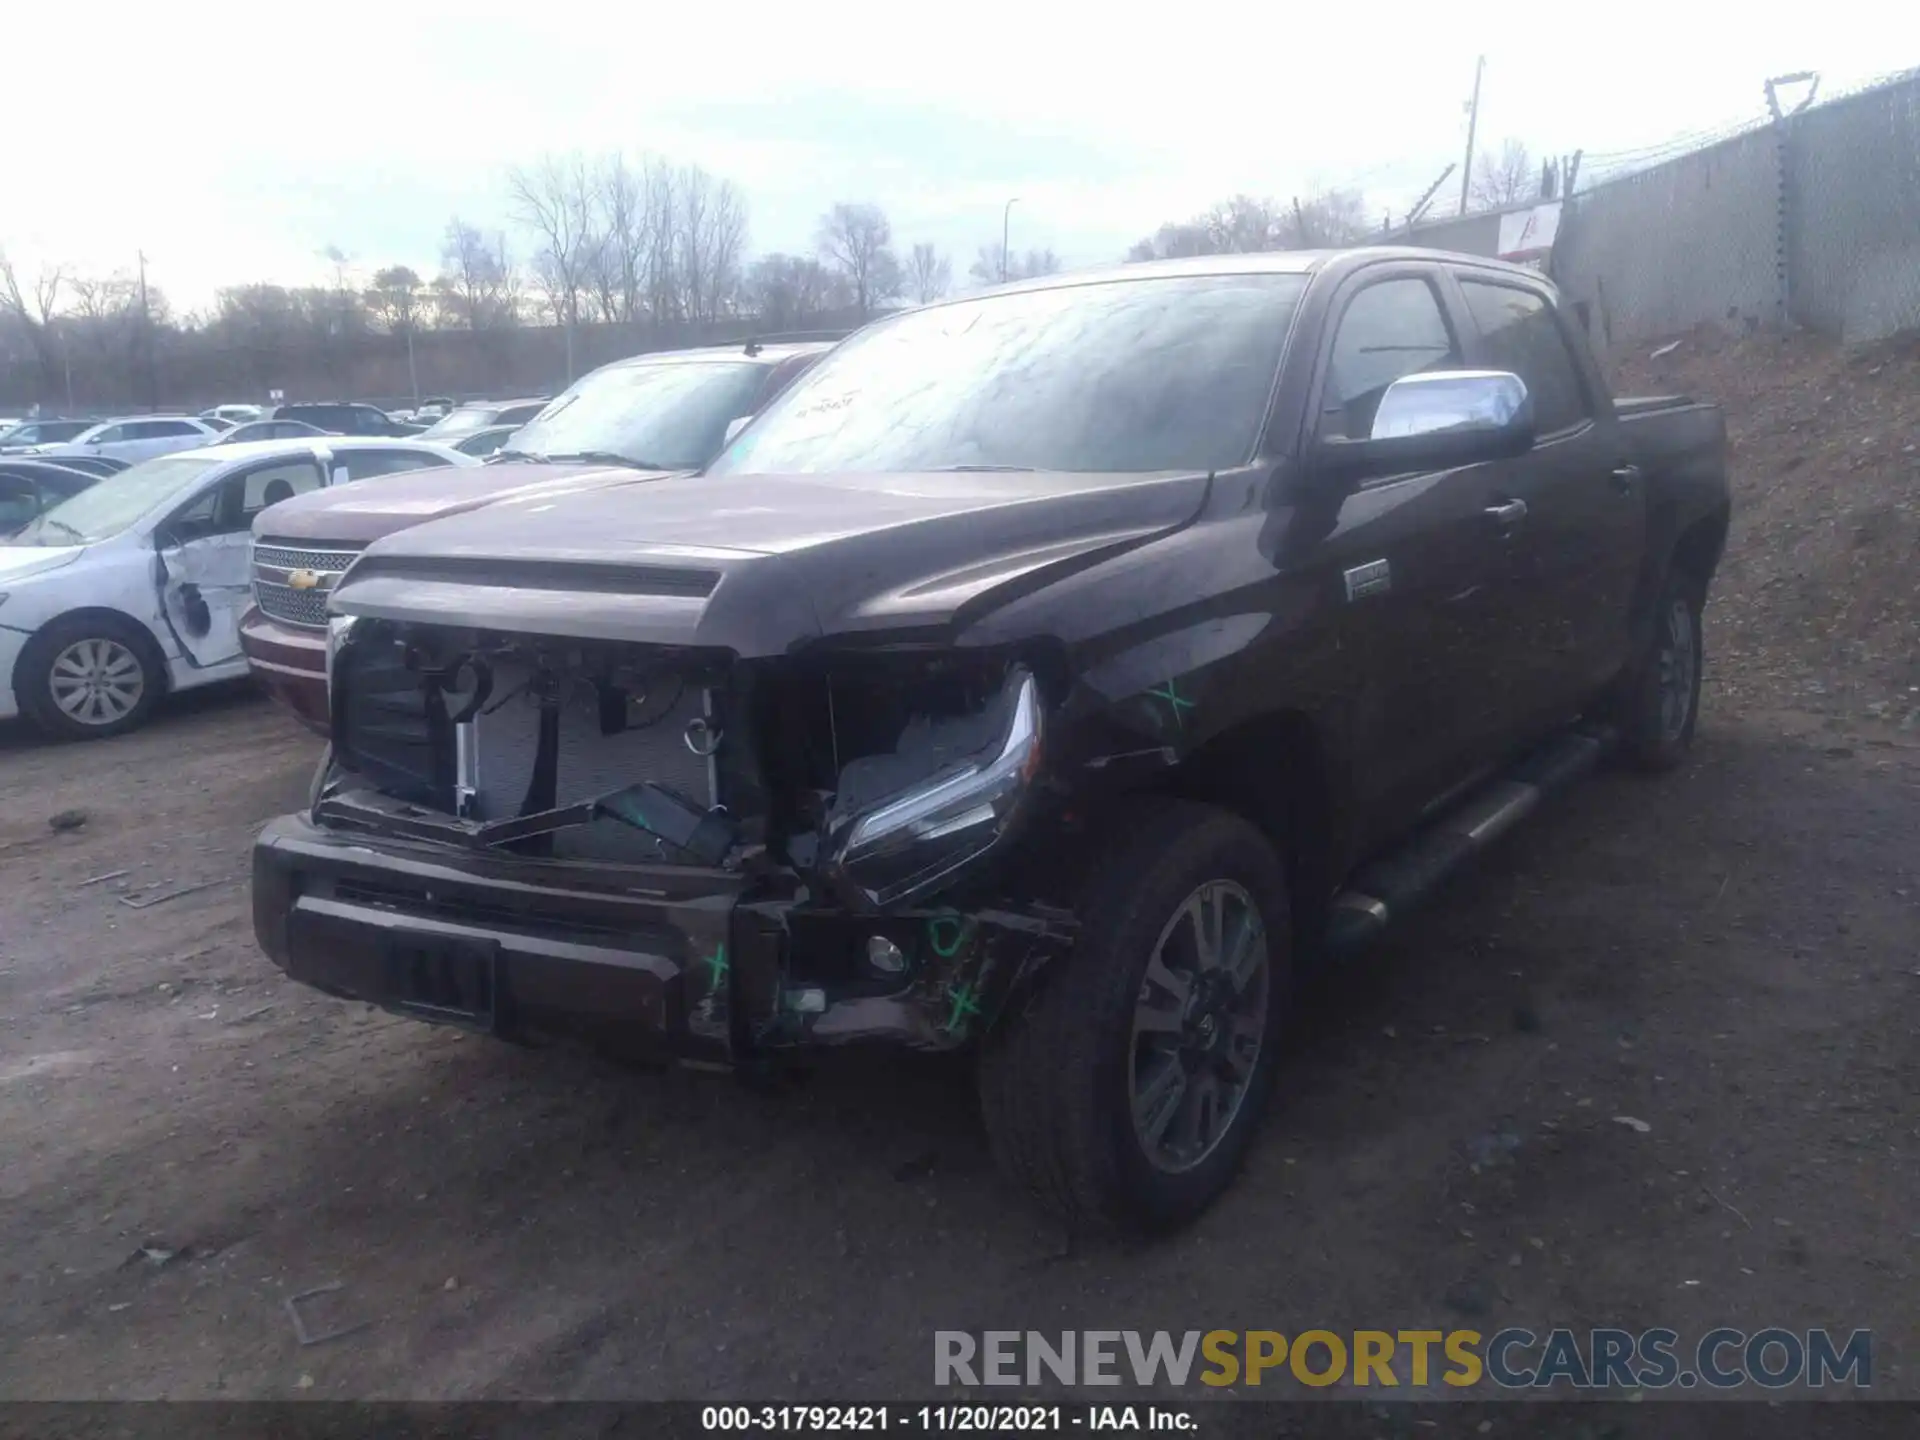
[722,414,752,448]
[1312,370,1534,485]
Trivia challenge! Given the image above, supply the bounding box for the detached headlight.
[823,667,1044,910]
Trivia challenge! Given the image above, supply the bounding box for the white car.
[201,403,265,426]
[0,436,473,739]
[45,415,220,464]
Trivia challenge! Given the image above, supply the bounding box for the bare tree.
[507,154,598,376]
[904,243,951,303]
[1125,223,1218,262]
[676,165,748,324]
[817,202,902,316]
[968,244,1061,285]
[1471,139,1536,211]
[0,249,67,399]
[1273,189,1371,248]
[589,153,647,323]
[364,265,425,333]
[1128,188,1369,260]
[433,219,517,330]
[746,254,846,329]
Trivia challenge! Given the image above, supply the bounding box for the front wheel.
[1616,573,1704,772]
[18,616,165,740]
[977,799,1291,1234]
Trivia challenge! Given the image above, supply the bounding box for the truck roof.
[968,245,1553,299]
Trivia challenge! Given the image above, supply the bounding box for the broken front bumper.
[252,812,1073,1065]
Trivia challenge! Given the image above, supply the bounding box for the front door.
[155,457,326,669]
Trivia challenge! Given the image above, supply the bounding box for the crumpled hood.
[331,468,1211,655]
[253,460,680,545]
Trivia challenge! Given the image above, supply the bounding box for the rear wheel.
[1616,572,1703,771]
[977,799,1290,1233]
[19,615,165,741]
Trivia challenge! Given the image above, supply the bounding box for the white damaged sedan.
[0,436,471,739]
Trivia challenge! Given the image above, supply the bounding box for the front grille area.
[333,634,723,865]
[255,580,330,627]
[252,542,363,630]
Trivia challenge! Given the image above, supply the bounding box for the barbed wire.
[1574,63,1920,192]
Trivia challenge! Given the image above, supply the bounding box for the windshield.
[421,406,499,439]
[15,454,223,545]
[505,361,765,468]
[709,272,1307,476]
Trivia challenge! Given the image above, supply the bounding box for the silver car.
[46,415,220,464]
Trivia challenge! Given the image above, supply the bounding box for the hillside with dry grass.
[1614,327,1920,729]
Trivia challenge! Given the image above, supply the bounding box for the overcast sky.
[1,3,1902,311]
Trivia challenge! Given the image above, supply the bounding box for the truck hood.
[332,469,1211,655]
[254,460,681,545]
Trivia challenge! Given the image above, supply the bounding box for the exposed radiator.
[466,663,715,863]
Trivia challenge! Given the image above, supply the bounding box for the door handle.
[1484,499,1528,526]
[1610,464,1642,492]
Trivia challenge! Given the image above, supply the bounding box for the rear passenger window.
[1457,280,1591,435]
[239,459,326,518]
[1319,278,1461,440]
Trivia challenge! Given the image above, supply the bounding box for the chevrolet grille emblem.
[286,569,321,591]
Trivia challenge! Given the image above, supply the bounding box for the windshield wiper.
[543,451,677,470]
[926,463,1039,472]
[484,448,548,464]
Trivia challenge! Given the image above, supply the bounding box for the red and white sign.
[1497,202,1562,270]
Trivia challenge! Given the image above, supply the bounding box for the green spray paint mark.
[701,942,729,990]
[944,983,983,1035]
[928,914,971,958]
[1147,679,1196,731]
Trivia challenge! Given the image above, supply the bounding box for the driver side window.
[1319,277,1461,441]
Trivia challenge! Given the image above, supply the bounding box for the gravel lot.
[2,333,1916,1418]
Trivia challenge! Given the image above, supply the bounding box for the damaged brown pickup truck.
[252,249,1729,1232]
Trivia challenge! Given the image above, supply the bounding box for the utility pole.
[1459,55,1485,216]
[1000,197,1020,282]
[136,249,156,409]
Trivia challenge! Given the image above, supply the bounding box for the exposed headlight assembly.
[823,666,1044,911]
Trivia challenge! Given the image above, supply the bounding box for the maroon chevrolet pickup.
[242,337,839,730]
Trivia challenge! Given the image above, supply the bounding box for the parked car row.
[0,436,473,737]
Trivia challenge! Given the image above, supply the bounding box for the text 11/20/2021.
[701,1405,1198,1432]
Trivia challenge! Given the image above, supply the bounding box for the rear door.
[1450,272,1646,740]
[155,456,327,668]
[122,419,209,460]
[1303,265,1516,837]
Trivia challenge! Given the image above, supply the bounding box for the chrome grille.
[255,581,331,627]
[252,541,362,630]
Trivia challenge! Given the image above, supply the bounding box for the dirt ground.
[2,331,1917,1412]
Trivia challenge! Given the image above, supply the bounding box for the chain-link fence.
[1552,66,1920,355]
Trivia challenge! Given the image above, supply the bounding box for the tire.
[1615,571,1704,772]
[17,614,166,741]
[977,798,1291,1234]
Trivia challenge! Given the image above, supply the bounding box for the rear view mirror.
[1313,370,1534,485]
[722,414,752,448]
